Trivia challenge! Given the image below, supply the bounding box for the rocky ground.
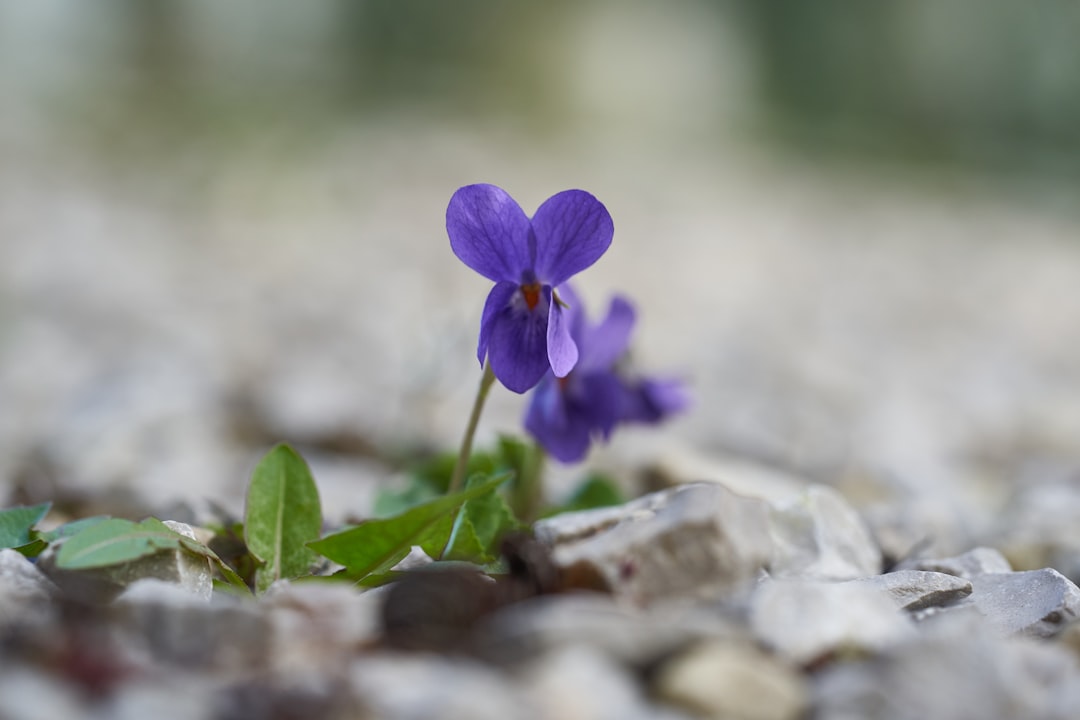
[3,122,1080,718]
[2,479,1080,720]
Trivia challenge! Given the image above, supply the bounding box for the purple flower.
[524,287,689,463]
[447,184,614,393]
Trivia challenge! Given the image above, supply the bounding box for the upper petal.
[531,190,614,286]
[621,377,690,424]
[447,184,532,282]
[477,281,518,366]
[579,295,636,371]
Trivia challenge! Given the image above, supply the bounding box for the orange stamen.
[521,282,541,311]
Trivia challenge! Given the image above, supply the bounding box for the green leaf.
[309,472,510,580]
[40,515,111,543]
[544,474,625,517]
[56,517,182,569]
[461,474,521,554]
[373,477,442,518]
[244,444,323,593]
[0,502,51,549]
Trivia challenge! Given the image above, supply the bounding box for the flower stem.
[511,441,546,523]
[448,362,497,494]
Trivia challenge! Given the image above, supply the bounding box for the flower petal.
[621,377,690,423]
[553,282,587,345]
[447,184,532,282]
[531,190,614,286]
[579,295,636,371]
[477,281,518,366]
[546,288,579,378]
[524,377,593,463]
[577,372,624,439]
[487,303,550,393]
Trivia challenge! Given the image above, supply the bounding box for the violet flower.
[447,184,614,393]
[524,287,689,463]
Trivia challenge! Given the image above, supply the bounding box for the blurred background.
[2,0,1079,562]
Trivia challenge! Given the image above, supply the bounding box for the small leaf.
[373,478,441,518]
[40,515,111,543]
[446,516,490,562]
[309,472,510,580]
[0,502,51,549]
[244,444,323,593]
[56,518,182,569]
[544,474,625,516]
[461,475,521,555]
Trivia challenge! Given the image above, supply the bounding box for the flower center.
[520,282,542,311]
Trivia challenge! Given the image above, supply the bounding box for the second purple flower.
[447,184,614,393]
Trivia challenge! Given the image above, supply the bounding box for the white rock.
[751,578,914,664]
[0,548,58,625]
[103,677,215,720]
[112,579,267,672]
[477,593,741,667]
[852,570,972,612]
[534,483,772,605]
[0,667,87,720]
[349,654,528,720]
[653,639,809,720]
[523,645,682,720]
[900,546,1012,578]
[37,520,213,603]
[644,449,809,506]
[969,568,1080,637]
[768,485,882,580]
[815,610,1080,720]
[263,580,382,674]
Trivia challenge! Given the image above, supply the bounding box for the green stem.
[511,441,546,523]
[448,362,497,494]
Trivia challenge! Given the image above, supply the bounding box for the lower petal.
[488,305,550,393]
[578,372,624,439]
[524,379,592,463]
[477,282,518,366]
[546,290,579,378]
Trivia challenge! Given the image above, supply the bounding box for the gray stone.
[523,645,685,720]
[994,481,1080,583]
[751,578,914,665]
[814,611,1080,720]
[262,580,382,674]
[0,667,87,720]
[534,483,772,605]
[348,654,529,720]
[969,568,1080,637]
[103,678,215,720]
[852,570,972,612]
[112,579,268,672]
[900,546,1012,579]
[652,639,809,720]
[768,484,882,581]
[476,593,742,668]
[0,548,58,626]
[37,520,213,603]
[641,449,808,507]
